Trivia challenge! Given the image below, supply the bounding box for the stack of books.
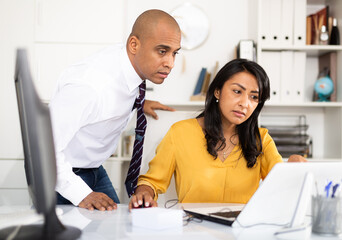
[306,6,329,45]
[261,115,312,158]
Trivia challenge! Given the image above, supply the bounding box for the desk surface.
[0,204,339,240]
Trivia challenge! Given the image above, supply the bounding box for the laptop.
[183,162,342,227]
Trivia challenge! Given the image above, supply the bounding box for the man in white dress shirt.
[49,9,181,211]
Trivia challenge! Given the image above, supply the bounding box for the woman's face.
[214,71,259,127]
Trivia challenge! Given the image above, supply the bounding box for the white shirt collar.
[120,46,143,93]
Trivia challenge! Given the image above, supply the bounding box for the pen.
[331,183,340,198]
[325,181,332,198]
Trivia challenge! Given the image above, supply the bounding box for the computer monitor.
[0,49,81,239]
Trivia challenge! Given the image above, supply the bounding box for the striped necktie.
[125,81,146,197]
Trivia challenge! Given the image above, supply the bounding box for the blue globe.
[314,76,334,101]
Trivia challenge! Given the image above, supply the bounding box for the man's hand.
[129,185,157,211]
[287,154,307,162]
[78,192,117,211]
[143,100,175,120]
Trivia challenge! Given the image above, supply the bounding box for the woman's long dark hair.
[198,59,270,168]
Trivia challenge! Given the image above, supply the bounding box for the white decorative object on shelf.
[171,3,209,50]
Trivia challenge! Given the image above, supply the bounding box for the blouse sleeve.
[137,126,177,200]
[260,128,284,180]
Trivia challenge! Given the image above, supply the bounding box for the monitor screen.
[15,48,56,214]
[0,49,81,239]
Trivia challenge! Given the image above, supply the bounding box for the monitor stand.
[0,207,81,240]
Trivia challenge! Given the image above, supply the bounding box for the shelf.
[164,101,342,110]
[265,102,342,107]
[260,45,342,56]
[0,158,24,161]
[286,158,342,162]
[107,157,131,162]
[166,101,205,111]
[308,158,342,162]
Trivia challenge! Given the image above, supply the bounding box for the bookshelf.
[260,45,342,57]
[257,0,342,160]
[166,101,342,109]
[163,100,342,161]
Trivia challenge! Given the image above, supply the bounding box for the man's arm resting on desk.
[79,192,117,211]
[55,153,117,211]
[129,185,157,210]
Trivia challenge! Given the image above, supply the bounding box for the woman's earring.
[216,99,219,103]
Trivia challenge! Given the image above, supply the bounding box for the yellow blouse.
[138,118,283,204]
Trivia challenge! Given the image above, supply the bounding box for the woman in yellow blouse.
[129,59,305,209]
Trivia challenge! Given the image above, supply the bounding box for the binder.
[292,51,306,102]
[269,0,282,45]
[280,51,294,102]
[260,51,281,103]
[280,0,294,46]
[293,0,307,46]
[259,0,272,45]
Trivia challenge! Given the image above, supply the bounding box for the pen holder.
[312,195,342,235]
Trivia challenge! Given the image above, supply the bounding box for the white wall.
[0,0,257,161]
[0,0,35,159]
[0,0,257,204]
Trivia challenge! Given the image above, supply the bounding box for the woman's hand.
[287,154,307,162]
[129,185,158,211]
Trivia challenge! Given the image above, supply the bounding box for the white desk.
[0,204,339,240]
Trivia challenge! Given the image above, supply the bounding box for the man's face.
[132,21,181,84]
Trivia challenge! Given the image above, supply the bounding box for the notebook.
[183,161,342,228]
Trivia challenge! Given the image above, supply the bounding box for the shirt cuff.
[137,180,158,201]
[57,175,93,206]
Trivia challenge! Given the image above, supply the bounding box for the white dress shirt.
[49,44,142,206]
